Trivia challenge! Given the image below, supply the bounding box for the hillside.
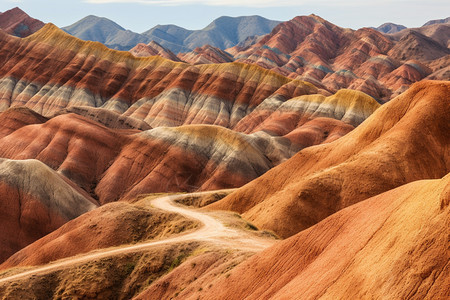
[148,174,449,299]
[209,80,450,237]
[226,15,450,102]
[0,9,448,299]
[0,23,380,240]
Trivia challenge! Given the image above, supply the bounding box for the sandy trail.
[0,191,276,284]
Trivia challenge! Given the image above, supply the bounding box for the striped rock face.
[0,23,381,205]
[177,45,234,65]
[225,15,449,102]
[0,158,97,262]
[210,80,450,238]
[0,24,317,125]
[129,41,181,62]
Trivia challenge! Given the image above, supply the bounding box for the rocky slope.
[129,40,180,61]
[423,17,450,26]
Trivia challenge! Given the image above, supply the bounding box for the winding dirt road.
[0,191,276,285]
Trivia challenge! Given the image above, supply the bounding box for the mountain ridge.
[63,15,281,53]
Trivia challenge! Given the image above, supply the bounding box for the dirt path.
[0,192,276,284]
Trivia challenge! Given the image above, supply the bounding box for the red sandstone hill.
[0,13,447,299]
[0,23,320,125]
[228,15,450,101]
[0,100,365,205]
[177,45,234,64]
[0,106,48,137]
[127,15,449,103]
[129,40,181,62]
[209,80,450,238]
[0,24,381,203]
[0,158,97,263]
[0,112,130,199]
[0,7,44,37]
[140,174,449,299]
[388,30,450,61]
[0,200,197,270]
[168,15,449,102]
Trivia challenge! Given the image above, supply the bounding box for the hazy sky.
[1,0,448,32]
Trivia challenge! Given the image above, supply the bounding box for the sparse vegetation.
[168,253,189,272]
[245,222,258,231]
[124,261,136,274]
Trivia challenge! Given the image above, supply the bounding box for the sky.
[0,0,448,33]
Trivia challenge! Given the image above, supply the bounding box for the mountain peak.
[376,22,407,34]
[0,6,45,37]
[422,17,450,26]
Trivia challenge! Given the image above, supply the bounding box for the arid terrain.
[0,6,448,300]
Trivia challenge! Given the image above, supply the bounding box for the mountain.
[148,173,449,299]
[184,16,280,50]
[375,22,406,34]
[0,157,97,262]
[177,44,234,64]
[141,24,195,53]
[0,12,448,299]
[226,15,449,102]
[62,14,448,102]
[0,7,44,37]
[390,23,450,48]
[62,15,148,50]
[142,16,281,53]
[209,80,450,238]
[130,40,181,61]
[423,17,450,26]
[63,15,280,53]
[388,30,450,61]
[0,24,380,206]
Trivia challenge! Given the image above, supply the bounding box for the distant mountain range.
[423,17,450,26]
[62,15,281,53]
[375,23,407,34]
[373,17,450,34]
